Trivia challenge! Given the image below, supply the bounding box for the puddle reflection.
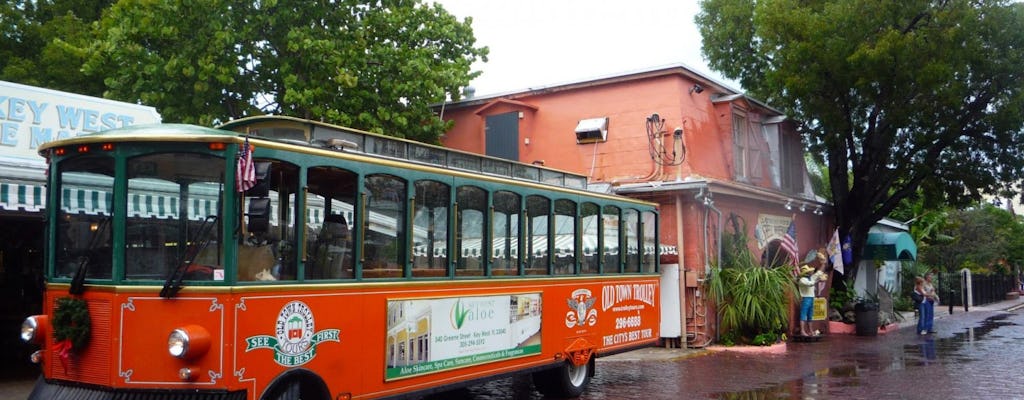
[431,313,1021,399]
[710,313,1020,399]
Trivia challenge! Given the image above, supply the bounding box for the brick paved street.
[450,298,1024,400]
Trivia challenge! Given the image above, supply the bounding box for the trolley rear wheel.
[532,359,593,398]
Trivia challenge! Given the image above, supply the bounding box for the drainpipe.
[696,188,722,344]
[697,190,722,275]
[675,193,686,347]
[711,203,722,342]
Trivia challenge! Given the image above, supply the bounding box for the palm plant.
[706,214,798,344]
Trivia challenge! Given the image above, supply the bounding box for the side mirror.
[247,197,271,233]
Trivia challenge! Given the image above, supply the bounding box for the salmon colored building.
[438,64,832,346]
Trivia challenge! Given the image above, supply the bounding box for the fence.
[937,270,1017,308]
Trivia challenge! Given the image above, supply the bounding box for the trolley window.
[307,166,357,280]
[491,190,521,276]
[525,195,550,275]
[56,155,115,280]
[603,205,621,274]
[363,174,407,278]
[580,202,600,274]
[456,185,486,277]
[125,152,225,281]
[553,199,576,275]
[412,180,449,278]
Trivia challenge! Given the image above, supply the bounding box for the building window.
[733,111,767,182]
[779,130,805,193]
[732,113,748,180]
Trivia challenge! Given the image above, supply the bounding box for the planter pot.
[854,302,879,337]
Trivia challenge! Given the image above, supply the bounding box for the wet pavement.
[4,299,1022,399]
[442,298,1024,400]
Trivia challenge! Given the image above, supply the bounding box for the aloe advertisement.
[385,293,542,380]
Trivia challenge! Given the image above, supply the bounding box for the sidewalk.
[601,295,1024,362]
[895,295,1024,331]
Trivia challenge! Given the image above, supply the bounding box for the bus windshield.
[56,155,115,280]
[55,151,226,282]
[125,152,225,281]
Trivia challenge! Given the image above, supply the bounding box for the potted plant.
[853,292,880,336]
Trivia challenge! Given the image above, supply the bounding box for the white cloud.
[434,0,734,96]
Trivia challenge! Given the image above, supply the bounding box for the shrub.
[706,247,797,344]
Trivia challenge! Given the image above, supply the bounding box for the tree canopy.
[920,205,1024,274]
[1,1,114,95]
[1,0,487,143]
[696,0,1024,282]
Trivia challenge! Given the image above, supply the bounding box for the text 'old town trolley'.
[20,116,661,399]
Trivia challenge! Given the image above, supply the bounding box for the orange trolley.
[21,117,661,399]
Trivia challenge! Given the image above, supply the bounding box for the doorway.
[0,215,44,380]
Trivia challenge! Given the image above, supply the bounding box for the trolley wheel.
[532,359,593,398]
[261,369,331,400]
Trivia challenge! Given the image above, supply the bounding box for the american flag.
[780,219,798,264]
[236,137,256,193]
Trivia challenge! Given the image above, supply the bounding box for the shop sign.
[0,80,160,161]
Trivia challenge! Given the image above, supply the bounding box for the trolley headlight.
[168,329,190,358]
[21,315,48,344]
[168,325,211,360]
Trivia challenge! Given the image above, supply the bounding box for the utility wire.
[646,113,685,166]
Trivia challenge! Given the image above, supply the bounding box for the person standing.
[914,277,927,334]
[919,272,940,335]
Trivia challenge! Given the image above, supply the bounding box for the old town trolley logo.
[245,301,340,367]
[565,289,598,328]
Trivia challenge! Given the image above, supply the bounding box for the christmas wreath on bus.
[53,297,91,358]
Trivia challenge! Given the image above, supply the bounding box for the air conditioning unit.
[575,117,608,144]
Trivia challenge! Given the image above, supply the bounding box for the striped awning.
[58,186,219,221]
[127,194,218,220]
[0,183,45,212]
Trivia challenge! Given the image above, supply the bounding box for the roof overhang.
[863,232,917,261]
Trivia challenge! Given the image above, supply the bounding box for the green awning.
[0,182,45,212]
[863,232,917,261]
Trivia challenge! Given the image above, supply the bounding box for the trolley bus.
[20,116,661,400]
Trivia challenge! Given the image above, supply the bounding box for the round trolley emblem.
[565,289,598,328]
[245,301,341,367]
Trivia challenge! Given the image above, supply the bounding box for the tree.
[0,0,114,95]
[696,0,1024,284]
[5,0,487,143]
[921,204,1024,274]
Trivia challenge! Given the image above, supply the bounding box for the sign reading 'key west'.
[0,80,161,161]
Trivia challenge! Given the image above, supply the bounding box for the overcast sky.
[432,0,738,97]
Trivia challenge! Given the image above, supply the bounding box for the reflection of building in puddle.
[710,366,864,399]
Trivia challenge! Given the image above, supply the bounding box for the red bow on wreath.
[54,339,72,371]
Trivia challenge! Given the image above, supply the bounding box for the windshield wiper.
[69,217,110,295]
[161,215,218,298]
